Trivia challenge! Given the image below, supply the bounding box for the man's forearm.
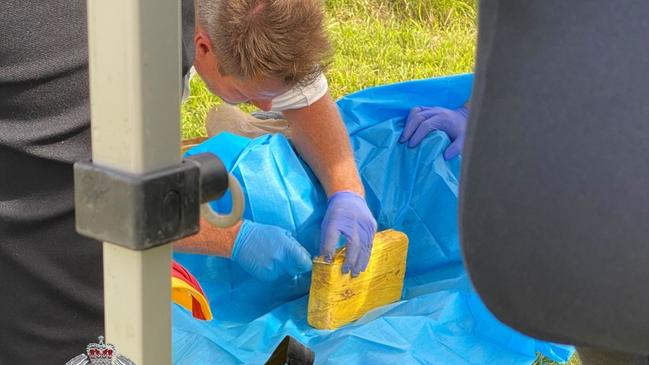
[282,92,364,197]
[173,218,241,257]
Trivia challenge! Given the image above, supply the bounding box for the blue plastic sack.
[174,74,574,364]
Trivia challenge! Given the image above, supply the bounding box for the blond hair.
[197,0,332,86]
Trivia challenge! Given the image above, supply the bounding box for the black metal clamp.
[73,153,230,250]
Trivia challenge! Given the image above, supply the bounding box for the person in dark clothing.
[0,1,196,362]
[459,1,649,364]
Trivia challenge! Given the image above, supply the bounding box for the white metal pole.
[87,0,181,363]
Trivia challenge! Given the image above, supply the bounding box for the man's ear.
[194,31,212,59]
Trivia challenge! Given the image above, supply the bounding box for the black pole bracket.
[73,153,228,250]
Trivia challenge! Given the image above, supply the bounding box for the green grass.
[325,0,476,97]
[534,354,581,365]
[180,1,579,364]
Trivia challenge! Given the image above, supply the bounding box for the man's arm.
[282,91,364,197]
[283,91,377,276]
[174,218,240,257]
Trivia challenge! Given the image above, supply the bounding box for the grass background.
[181,0,580,364]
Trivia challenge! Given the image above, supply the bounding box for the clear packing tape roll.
[201,173,245,228]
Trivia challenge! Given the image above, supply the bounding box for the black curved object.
[265,336,315,365]
[187,152,229,203]
[460,0,649,354]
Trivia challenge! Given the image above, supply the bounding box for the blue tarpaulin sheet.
[174,74,574,364]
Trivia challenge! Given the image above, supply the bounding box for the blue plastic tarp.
[174,74,574,365]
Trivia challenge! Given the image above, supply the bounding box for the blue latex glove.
[399,106,469,160]
[320,191,377,277]
[231,220,313,281]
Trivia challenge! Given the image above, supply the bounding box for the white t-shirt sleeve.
[270,73,329,112]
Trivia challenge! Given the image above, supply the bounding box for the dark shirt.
[0,0,194,362]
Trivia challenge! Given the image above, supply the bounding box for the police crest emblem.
[65,336,135,365]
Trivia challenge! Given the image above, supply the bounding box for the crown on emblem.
[86,336,116,365]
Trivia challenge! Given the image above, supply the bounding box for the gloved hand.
[399,106,469,160]
[231,220,313,281]
[320,191,377,277]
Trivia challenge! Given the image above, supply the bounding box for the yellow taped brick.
[307,229,409,329]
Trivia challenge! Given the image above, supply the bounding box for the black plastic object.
[74,153,228,250]
[186,153,228,203]
[460,0,649,354]
[265,336,314,365]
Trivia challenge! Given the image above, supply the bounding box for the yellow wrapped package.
[307,229,409,329]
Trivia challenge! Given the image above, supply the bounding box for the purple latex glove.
[320,191,377,277]
[232,220,312,281]
[399,106,469,160]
